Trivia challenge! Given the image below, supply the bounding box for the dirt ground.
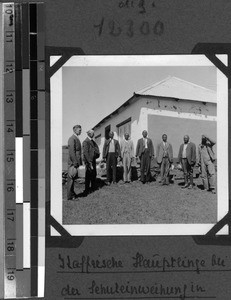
[62,175,217,225]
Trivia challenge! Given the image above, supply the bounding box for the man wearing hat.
[67,125,82,200]
[198,134,216,194]
[82,129,100,195]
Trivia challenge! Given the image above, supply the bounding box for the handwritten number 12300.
[94,18,164,37]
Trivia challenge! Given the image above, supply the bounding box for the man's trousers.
[160,157,170,184]
[122,153,132,182]
[67,167,78,199]
[201,160,215,190]
[106,152,117,183]
[140,149,151,183]
[182,158,193,186]
[85,162,97,192]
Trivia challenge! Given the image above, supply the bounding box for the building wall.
[143,96,217,158]
[94,96,217,159]
[148,115,216,158]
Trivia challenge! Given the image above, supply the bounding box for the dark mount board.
[2,0,231,299]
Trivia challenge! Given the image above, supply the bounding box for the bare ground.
[62,176,217,225]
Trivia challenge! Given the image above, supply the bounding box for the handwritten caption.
[93,0,164,38]
[58,252,229,299]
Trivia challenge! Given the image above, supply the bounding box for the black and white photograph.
[50,55,228,236]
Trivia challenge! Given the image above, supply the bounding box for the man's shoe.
[181,184,189,189]
[188,184,193,189]
[211,189,216,194]
[82,190,89,197]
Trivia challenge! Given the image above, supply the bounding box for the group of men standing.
[67,124,216,200]
[101,130,216,193]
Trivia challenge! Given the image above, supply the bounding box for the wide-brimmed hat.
[68,166,78,178]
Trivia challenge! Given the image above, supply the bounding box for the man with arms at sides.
[136,130,154,184]
[67,124,82,200]
[103,131,121,184]
[82,129,100,195]
[156,134,173,185]
[198,134,216,194]
[120,132,134,183]
[178,135,196,189]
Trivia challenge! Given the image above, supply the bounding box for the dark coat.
[178,142,196,165]
[103,138,121,159]
[82,137,100,165]
[68,134,82,168]
[136,137,154,158]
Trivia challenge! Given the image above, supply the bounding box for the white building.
[93,76,217,158]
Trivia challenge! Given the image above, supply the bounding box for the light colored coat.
[156,141,173,164]
[198,139,216,165]
[120,139,134,158]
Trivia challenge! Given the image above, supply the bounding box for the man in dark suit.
[67,125,82,200]
[136,130,154,183]
[178,135,196,189]
[103,131,121,184]
[156,134,173,185]
[82,129,100,195]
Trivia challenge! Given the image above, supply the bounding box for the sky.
[62,65,216,145]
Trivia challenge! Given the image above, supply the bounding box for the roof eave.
[93,94,137,130]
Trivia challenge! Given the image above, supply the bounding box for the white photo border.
[50,55,228,236]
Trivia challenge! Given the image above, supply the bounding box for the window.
[117,118,131,143]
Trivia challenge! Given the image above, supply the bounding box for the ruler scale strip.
[30,3,38,297]
[19,2,32,297]
[3,3,16,298]
[22,4,31,285]
[2,2,45,298]
[0,3,5,298]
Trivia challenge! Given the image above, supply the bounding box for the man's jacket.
[178,142,196,165]
[103,138,121,158]
[68,134,82,168]
[136,138,154,158]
